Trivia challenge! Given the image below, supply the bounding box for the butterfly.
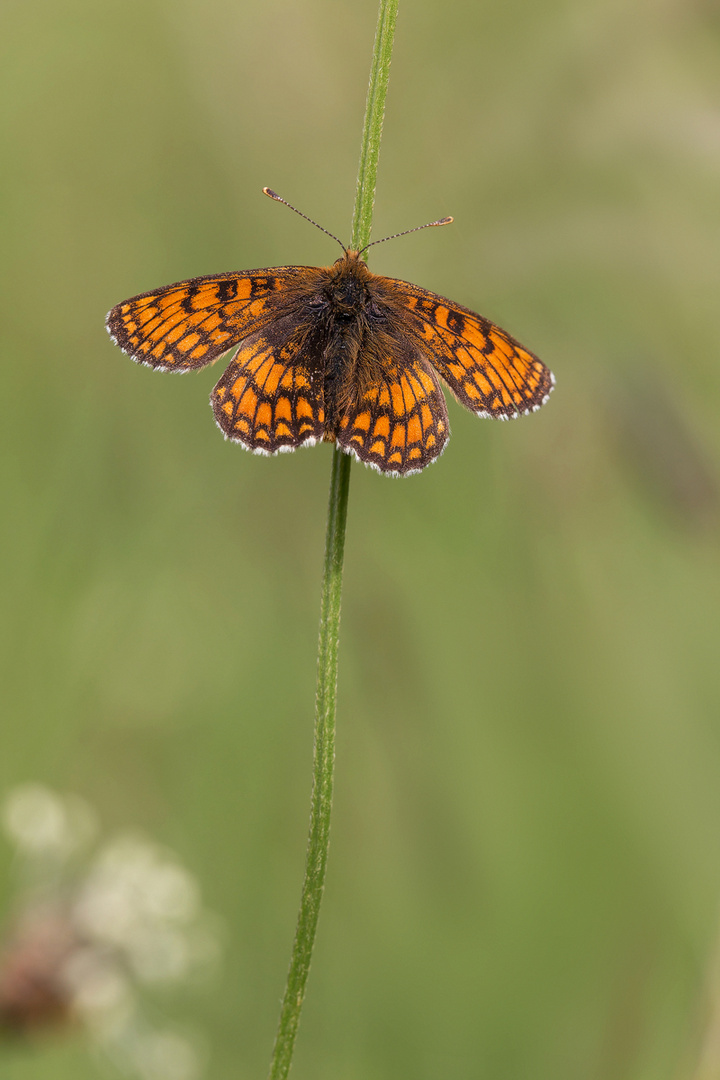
[106,189,554,477]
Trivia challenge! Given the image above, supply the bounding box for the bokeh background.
[2,0,720,1077]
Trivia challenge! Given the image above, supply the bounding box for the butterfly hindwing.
[335,336,449,476]
[211,314,325,454]
[105,267,317,372]
[384,279,554,419]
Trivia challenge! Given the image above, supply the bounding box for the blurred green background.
[2,0,720,1077]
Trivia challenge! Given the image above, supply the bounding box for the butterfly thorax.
[322,251,373,318]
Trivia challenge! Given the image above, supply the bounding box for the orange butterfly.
[106,189,554,477]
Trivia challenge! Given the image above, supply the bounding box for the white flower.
[0,787,218,1080]
[2,785,97,859]
[132,1029,203,1080]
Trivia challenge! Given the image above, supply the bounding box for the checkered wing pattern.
[336,338,449,476]
[211,315,324,454]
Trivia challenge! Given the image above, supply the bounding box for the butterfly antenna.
[358,216,454,257]
[263,188,346,253]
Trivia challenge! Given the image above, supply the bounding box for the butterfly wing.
[211,313,325,454]
[335,334,449,477]
[105,267,317,372]
[383,279,554,419]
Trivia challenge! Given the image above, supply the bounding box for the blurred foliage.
[2,0,720,1077]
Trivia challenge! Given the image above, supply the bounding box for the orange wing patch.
[336,348,449,477]
[105,267,316,372]
[386,281,554,420]
[211,317,324,454]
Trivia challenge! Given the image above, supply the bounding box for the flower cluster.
[0,784,220,1080]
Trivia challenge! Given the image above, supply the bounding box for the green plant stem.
[351,0,399,252]
[267,446,350,1080]
[267,3,399,1078]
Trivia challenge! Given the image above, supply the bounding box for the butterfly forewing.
[384,279,554,419]
[105,267,316,372]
